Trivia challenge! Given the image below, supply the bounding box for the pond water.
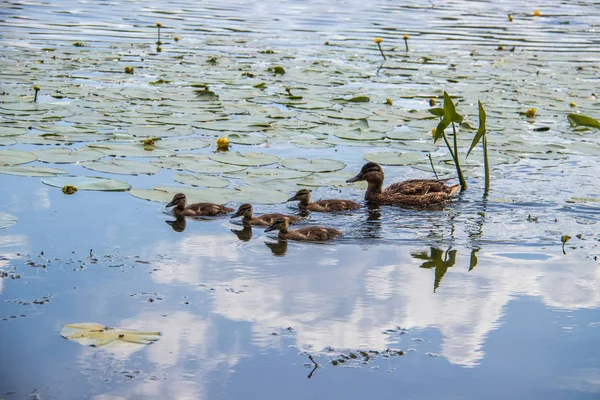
[1,0,600,399]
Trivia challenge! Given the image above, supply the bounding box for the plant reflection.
[265,240,288,256]
[230,225,253,241]
[412,247,457,292]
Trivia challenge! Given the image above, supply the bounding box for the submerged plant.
[374,37,386,60]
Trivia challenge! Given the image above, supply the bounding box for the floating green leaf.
[35,148,105,164]
[209,151,279,166]
[88,143,174,157]
[42,176,131,191]
[61,323,161,347]
[82,159,162,175]
[131,186,236,204]
[233,185,290,204]
[280,157,346,172]
[173,173,230,188]
[0,165,68,177]
[567,113,600,129]
[364,151,425,166]
[0,149,37,166]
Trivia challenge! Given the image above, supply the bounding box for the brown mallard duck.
[264,217,343,242]
[287,189,361,212]
[346,162,460,206]
[231,203,303,226]
[166,193,233,217]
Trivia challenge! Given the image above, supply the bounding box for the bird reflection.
[412,247,457,292]
[230,225,253,241]
[165,215,187,232]
[265,240,288,256]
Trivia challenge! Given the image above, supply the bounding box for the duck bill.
[166,199,177,207]
[231,211,241,218]
[287,195,298,202]
[264,224,276,233]
[346,174,362,183]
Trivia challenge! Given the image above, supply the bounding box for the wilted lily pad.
[364,151,426,166]
[42,176,131,191]
[0,165,68,177]
[0,149,38,166]
[209,151,279,166]
[60,323,161,347]
[280,157,346,172]
[0,212,18,229]
[35,148,105,164]
[82,159,162,175]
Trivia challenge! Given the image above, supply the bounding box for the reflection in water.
[166,215,187,232]
[231,225,253,241]
[412,247,457,292]
[265,240,288,256]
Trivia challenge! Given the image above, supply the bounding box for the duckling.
[166,193,233,217]
[264,217,343,242]
[287,189,361,212]
[346,162,460,206]
[232,203,303,226]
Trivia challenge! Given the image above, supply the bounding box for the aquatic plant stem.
[451,122,467,190]
[428,153,439,179]
[377,43,386,60]
[483,132,490,196]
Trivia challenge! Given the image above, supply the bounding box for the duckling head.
[232,203,253,219]
[264,217,290,233]
[166,193,187,208]
[346,162,384,183]
[287,189,311,203]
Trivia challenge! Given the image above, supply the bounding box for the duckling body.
[265,218,342,242]
[232,203,302,226]
[347,162,460,206]
[166,193,233,217]
[287,189,361,212]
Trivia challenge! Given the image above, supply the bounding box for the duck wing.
[381,192,453,206]
[385,178,453,196]
[310,199,361,211]
[291,227,342,241]
[187,203,232,216]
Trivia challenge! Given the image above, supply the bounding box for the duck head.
[346,162,384,184]
[166,193,187,208]
[264,217,290,233]
[287,189,311,203]
[232,203,253,219]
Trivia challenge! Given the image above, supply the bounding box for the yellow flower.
[62,185,77,195]
[429,98,437,106]
[526,108,536,118]
[533,9,541,17]
[386,98,393,106]
[570,102,576,108]
[217,137,230,150]
[374,37,382,43]
[403,34,409,40]
[156,22,162,27]
[431,127,437,137]
[508,14,513,22]
[33,85,40,91]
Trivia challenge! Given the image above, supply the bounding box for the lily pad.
[364,151,426,166]
[35,148,105,164]
[227,134,268,145]
[0,212,18,229]
[0,149,38,166]
[42,176,131,191]
[0,137,17,146]
[82,159,162,175]
[87,143,174,157]
[280,157,346,172]
[209,151,279,166]
[0,165,68,177]
[173,173,230,188]
[60,323,161,347]
[131,186,236,204]
[233,186,291,204]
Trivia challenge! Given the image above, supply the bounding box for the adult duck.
[346,162,460,206]
[166,193,233,217]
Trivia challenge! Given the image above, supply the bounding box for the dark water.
[1,0,600,399]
